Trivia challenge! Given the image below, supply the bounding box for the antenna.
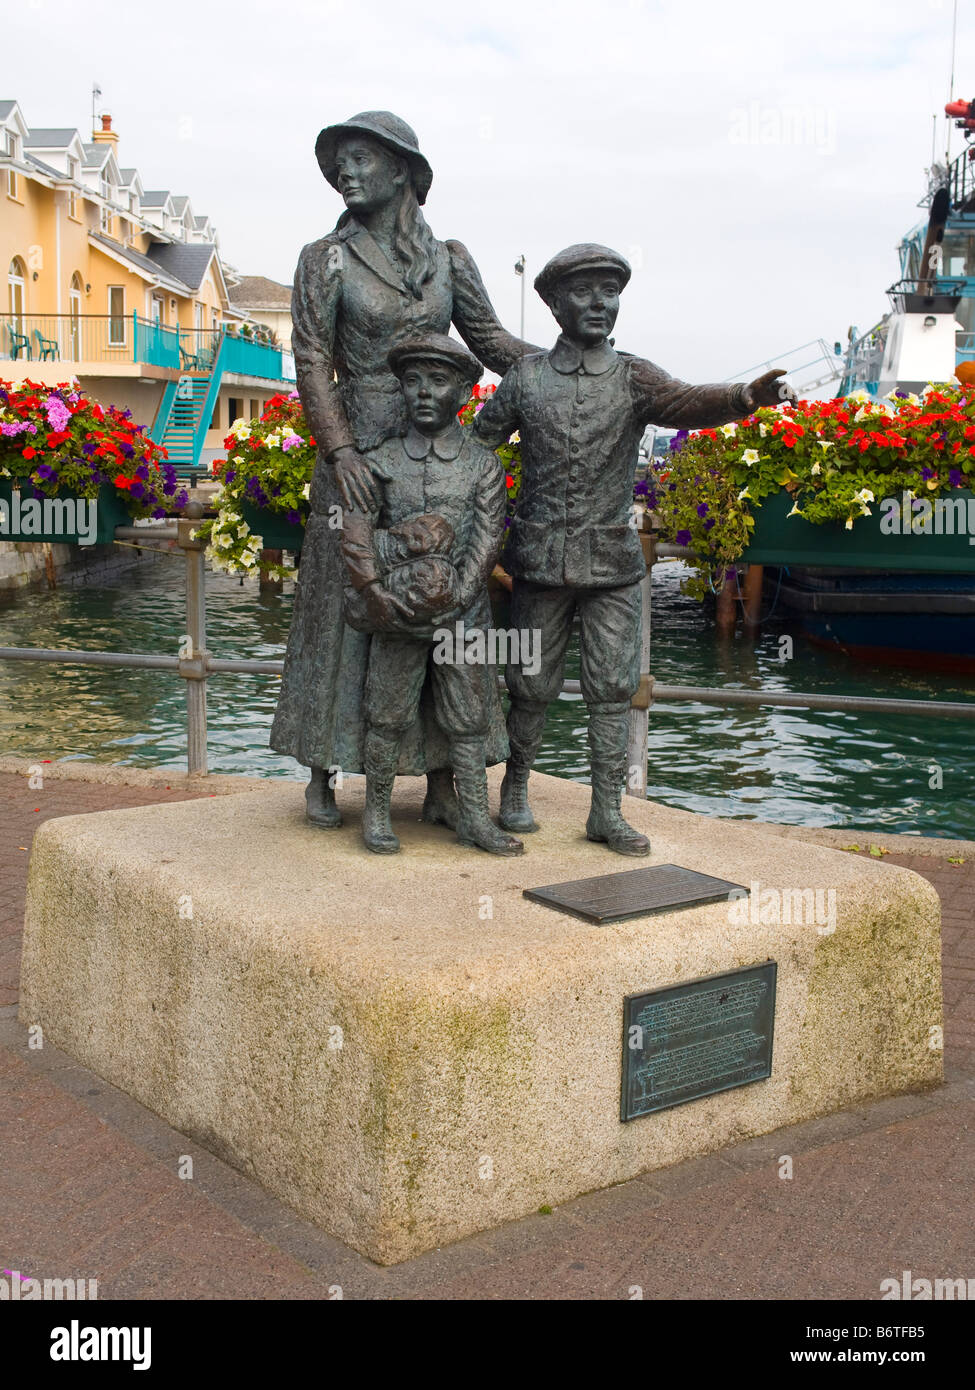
[947,0,958,164]
[92,81,102,134]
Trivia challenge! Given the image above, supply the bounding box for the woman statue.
[270,111,535,828]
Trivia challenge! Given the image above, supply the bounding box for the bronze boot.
[362,730,401,854]
[421,767,459,830]
[305,765,342,828]
[452,739,524,856]
[585,702,650,856]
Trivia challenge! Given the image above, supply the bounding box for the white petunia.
[811,462,822,475]
[737,486,751,501]
[720,422,737,437]
[742,448,760,465]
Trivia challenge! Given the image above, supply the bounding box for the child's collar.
[548,333,618,376]
[402,419,465,461]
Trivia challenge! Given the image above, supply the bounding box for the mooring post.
[626,530,655,800]
[177,499,209,775]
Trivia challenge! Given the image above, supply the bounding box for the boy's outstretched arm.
[632,359,796,430]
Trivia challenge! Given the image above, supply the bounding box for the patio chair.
[6,324,31,360]
[33,329,60,361]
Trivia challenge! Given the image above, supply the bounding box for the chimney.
[92,113,119,149]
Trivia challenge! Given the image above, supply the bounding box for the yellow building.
[1,99,295,469]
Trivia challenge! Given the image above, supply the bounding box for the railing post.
[177,498,209,775]
[626,530,654,801]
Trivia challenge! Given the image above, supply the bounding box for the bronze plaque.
[621,962,777,1121]
[523,863,748,925]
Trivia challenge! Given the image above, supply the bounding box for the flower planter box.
[239,503,305,552]
[741,488,975,574]
[0,477,129,546]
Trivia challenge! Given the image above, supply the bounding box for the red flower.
[113,475,134,490]
[22,446,37,460]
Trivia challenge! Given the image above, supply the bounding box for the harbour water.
[1,556,973,838]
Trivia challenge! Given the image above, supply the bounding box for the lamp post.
[514,255,526,339]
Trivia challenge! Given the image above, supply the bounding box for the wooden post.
[742,563,765,631]
[259,548,283,593]
[715,570,737,632]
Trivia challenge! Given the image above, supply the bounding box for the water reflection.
[0,555,972,837]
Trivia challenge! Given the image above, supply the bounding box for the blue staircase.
[153,375,211,476]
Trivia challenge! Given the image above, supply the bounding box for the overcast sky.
[5,0,973,382]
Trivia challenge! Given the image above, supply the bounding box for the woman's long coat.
[269,218,531,773]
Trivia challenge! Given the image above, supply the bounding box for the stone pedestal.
[20,772,943,1264]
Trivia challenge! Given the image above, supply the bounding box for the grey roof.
[194,215,209,228]
[82,142,110,168]
[171,195,189,213]
[145,241,216,291]
[89,231,193,294]
[140,190,171,207]
[0,101,18,120]
[25,127,77,148]
[25,153,64,180]
[118,167,139,184]
[227,275,292,310]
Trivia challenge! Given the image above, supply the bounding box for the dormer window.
[4,131,20,200]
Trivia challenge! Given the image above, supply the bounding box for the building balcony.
[0,314,294,383]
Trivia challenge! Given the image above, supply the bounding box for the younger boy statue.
[341,333,523,858]
[475,244,795,855]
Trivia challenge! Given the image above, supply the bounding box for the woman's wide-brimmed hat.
[315,111,433,205]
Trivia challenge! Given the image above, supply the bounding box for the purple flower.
[704,517,716,531]
[82,440,97,456]
[921,467,936,481]
[949,468,964,487]
[35,463,57,481]
[646,489,658,509]
[224,468,236,483]
[130,481,146,500]
[895,389,907,398]
[152,506,167,518]
[44,395,71,433]
[286,509,300,525]
[135,463,149,480]
[633,479,649,497]
[696,502,709,518]
[676,528,692,546]
[176,488,188,508]
[119,442,135,459]
[669,430,689,453]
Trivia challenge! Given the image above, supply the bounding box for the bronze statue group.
[270,111,792,858]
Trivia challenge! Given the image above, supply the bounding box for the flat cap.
[388,333,483,384]
[534,244,632,304]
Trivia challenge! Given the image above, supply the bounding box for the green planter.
[0,477,129,546]
[239,503,305,552]
[741,488,975,573]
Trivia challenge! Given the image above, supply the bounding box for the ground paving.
[1,770,972,1300]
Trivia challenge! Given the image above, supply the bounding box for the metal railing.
[2,515,974,789]
[0,314,292,382]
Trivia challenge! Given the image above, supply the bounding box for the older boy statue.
[475,244,794,855]
[341,333,523,858]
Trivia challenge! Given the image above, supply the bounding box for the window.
[100,205,113,234]
[108,286,126,345]
[228,397,243,425]
[8,257,26,326]
[4,131,19,200]
[67,188,78,219]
